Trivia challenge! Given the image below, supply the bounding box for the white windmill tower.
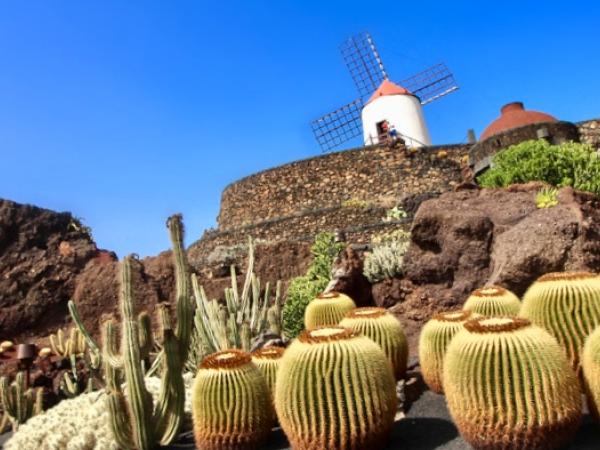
[311,32,459,151]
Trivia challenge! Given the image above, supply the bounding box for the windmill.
[311,32,459,151]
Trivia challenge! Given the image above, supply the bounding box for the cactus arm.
[119,256,155,450]
[33,388,43,416]
[0,411,8,434]
[152,306,184,445]
[68,300,102,367]
[166,214,194,362]
[102,319,124,370]
[137,312,153,360]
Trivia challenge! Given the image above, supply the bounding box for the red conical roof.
[367,79,412,104]
[480,102,557,141]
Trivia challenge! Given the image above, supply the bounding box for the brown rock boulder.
[326,246,374,307]
[0,199,99,341]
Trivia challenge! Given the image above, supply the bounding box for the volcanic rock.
[325,245,374,307]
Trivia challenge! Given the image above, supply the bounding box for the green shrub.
[364,230,411,283]
[282,232,345,338]
[341,198,370,209]
[383,206,408,221]
[477,140,600,196]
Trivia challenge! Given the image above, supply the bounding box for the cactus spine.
[251,346,284,422]
[103,214,193,450]
[0,372,43,430]
[304,291,356,329]
[275,326,397,450]
[339,307,408,380]
[418,310,478,393]
[583,325,600,420]
[519,271,600,375]
[444,316,582,450]
[192,349,271,450]
[463,285,521,317]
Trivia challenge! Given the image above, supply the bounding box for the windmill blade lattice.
[339,32,388,99]
[400,63,459,105]
[311,98,364,152]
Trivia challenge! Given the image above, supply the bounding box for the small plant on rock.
[364,230,411,283]
[535,187,559,208]
[384,206,408,222]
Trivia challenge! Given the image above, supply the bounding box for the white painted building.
[362,79,431,148]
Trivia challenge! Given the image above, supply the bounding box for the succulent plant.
[102,214,193,450]
[275,326,397,449]
[192,349,271,450]
[304,291,356,329]
[444,316,582,450]
[0,372,44,431]
[462,285,521,317]
[49,327,87,359]
[519,271,600,375]
[418,310,478,393]
[0,341,14,352]
[251,346,284,421]
[339,307,408,380]
[583,325,600,420]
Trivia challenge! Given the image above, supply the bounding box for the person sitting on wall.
[387,123,406,148]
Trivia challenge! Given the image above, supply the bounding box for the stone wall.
[217,144,470,230]
[578,118,600,148]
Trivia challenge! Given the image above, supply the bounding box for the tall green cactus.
[463,285,521,317]
[103,214,193,450]
[583,325,600,421]
[340,307,408,380]
[444,316,582,450]
[275,326,397,449]
[418,310,479,394]
[519,271,600,375]
[303,291,356,329]
[0,372,43,431]
[192,349,271,449]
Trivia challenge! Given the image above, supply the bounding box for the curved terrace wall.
[217,144,471,230]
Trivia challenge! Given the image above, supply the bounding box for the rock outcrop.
[0,199,100,340]
[391,183,600,354]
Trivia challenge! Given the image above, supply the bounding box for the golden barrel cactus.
[583,325,600,420]
[519,271,600,374]
[463,285,521,317]
[339,307,408,380]
[304,291,356,329]
[444,316,582,450]
[275,326,397,450]
[192,349,271,450]
[251,346,284,421]
[418,310,478,393]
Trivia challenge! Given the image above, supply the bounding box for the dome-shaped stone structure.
[480,102,557,141]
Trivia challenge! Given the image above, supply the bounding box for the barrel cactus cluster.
[444,316,582,450]
[463,285,521,317]
[339,307,408,380]
[304,291,356,329]
[418,309,479,393]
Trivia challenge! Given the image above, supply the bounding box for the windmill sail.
[400,63,459,105]
[339,32,388,99]
[311,99,364,152]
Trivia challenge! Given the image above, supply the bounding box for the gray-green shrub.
[364,230,411,283]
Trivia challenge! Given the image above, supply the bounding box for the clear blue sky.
[1,1,598,257]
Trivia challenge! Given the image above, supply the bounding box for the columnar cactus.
[192,349,271,450]
[251,346,284,420]
[0,372,43,430]
[275,326,397,450]
[463,285,521,317]
[339,307,408,380]
[583,325,600,420]
[304,291,356,329]
[418,310,478,393]
[519,271,600,375]
[444,316,582,450]
[103,214,194,450]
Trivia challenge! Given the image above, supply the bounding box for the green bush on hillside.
[477,140,600,196]
[364,230,411,283]
[282,232,345,338]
